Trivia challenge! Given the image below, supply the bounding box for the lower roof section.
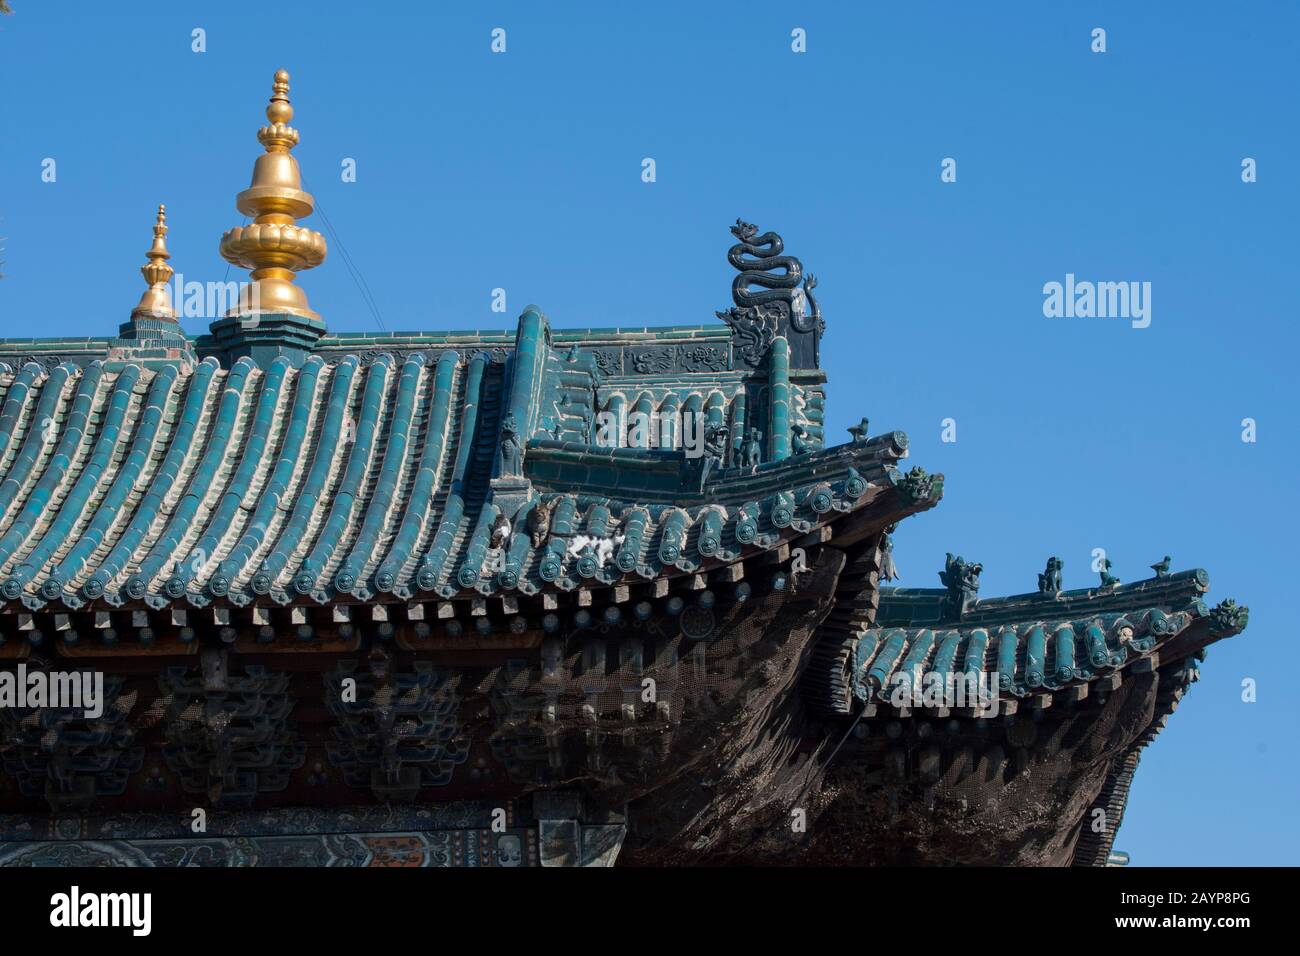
[857,568,1247,711]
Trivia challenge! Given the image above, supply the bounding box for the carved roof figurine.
[790,423,810,456]
[1038,556,1063,594]
[0,67,1249,869]
[938,553,983,621]
[715,218,823,368]
[499,412,523,478]
[1099,557,1120,588]
[879,529,898,582]
[1151,555,1171,579]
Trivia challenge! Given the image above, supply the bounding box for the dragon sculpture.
[716,219,823,366]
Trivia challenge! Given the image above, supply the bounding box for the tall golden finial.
[219,69,327,321]
[131,204,176,320]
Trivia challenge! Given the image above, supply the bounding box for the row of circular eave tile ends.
[204,470,863,606]
[417,470,871,601]
[853,602,1208,706]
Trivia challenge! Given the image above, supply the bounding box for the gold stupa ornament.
[131,204,176,321]
[219,69,327,321]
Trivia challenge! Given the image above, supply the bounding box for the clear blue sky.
[1,1,1296,865]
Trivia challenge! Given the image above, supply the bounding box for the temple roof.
[0,313,927,614]
[801,567,1250,717]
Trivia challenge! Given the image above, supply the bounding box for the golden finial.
[219,69,327,322]
[258,68,299,152]
[131,204,176,320]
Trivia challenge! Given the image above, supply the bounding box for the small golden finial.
[219,68,327,322]
[258,68,299,152]
[131,204,176,320]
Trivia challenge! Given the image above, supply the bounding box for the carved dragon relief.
[715,219,824,367]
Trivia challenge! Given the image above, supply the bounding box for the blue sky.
[1,1,1296,865]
